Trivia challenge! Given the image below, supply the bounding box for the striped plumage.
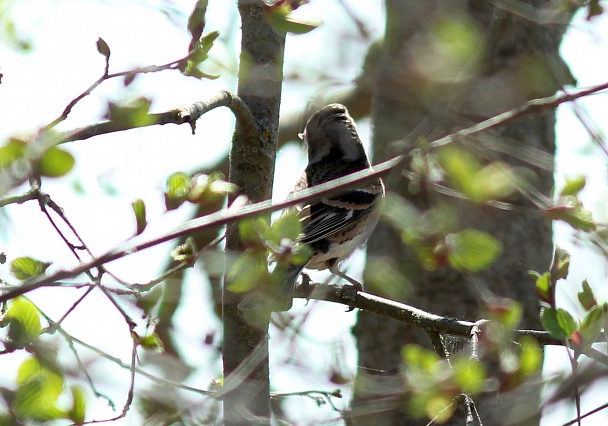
[277,103,385,311]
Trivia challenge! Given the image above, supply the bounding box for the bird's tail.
[276,263,306,311]
[238,263,305,312]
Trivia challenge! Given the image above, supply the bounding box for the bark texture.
[222,1,285,424]
[351,1,575,425]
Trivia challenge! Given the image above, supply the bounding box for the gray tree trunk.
[351,1,574,425]
[222,1,285,424]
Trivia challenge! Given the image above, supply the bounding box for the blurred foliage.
[263,0,321,35]
[227,210,311,295]
[1,0,607,424]
[164,171,236,211]
[532,246,608,359]
[0,0,32,51]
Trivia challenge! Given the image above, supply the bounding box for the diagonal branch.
[56,90,255,144]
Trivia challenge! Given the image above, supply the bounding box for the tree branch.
[56,90,256,144]
[296,282,562,346]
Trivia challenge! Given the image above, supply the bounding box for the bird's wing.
[299,189,379,244]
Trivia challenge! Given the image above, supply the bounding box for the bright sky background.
[1,0,607,424]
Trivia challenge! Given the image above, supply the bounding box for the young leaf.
[0,138,27,169]
[37,146,75,177]
[518,336,543,377]
[187,0,209,52]
[170,237,197,263]
[446,229,502,272]
[556,308,577,338]
[96,37,111,58]
[452,357,486,394]
[10,256,51,281]
[137,332,164,352]
[533,271,553,305]
[269,210,302,243]
[5,297,42,348]
[131,199,147,235]
[468,161,516,202]
[239,217,270,249]
[560,176,586,196]
[576,303,607,354]
[577,279,598,311]
[165,172,191,211]
[67,386,86,425]
[546,196,596,231]
[540,307,568,340]
[550,246,570,283]
[226,251,269,293]
[106,97,153,127]
[14,357,64,421]
[264,3,321,35]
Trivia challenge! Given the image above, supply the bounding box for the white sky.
[1,0,607,424]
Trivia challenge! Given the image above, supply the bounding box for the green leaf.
[14,357,64,422]
[170,237,197,263]
[446,229,502,272]
[401,344,440,372]
[181,61,220,80]
[264,3,322,35]
[556,308,577,338]
[226,251,269,293]
[239,217,270,249]
[37,147,75,177]
[438,145,481,196]
[439,146,517,202]
[577,304,607,354]
[187,0,209,52]
[540,307,567,340]
[5,297,42,348]
[550,247,570,283]
[0,138,27,169]
[577,279,598,311]
[10,256,51,281]
[131,199,147,235]
[546,196,596,231]
[541,307,577,340]
[487,298,522,329]
[137,333,164,352]
[468,162,516,202]
[380,192,419,231]
[269,210,302,243]
[96,37,111,58]
[106,97,154,127]
[188,172,236,205]
[560,176,586,196]
[164,172,191,211]
[534,271,552,305]
[452,357,486,394]
[67,386,86,425]
[189,30,219,64]
[518,336,543,377]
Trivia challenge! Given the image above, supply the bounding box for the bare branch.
[297,282,562,346]
[56,90,256,143]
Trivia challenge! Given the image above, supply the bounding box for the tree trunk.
[352,1,574,424]
[222,1,285,424]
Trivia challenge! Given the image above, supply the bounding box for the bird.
[273,103,385,311]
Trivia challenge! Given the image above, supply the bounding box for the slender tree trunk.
[222,1,285,424]
[352,1,574,425]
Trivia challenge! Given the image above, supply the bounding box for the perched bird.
[275,103,385,311]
